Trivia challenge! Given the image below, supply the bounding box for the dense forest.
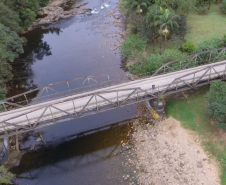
[0,0,49,100]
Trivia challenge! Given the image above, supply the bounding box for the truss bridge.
[0,48,226,138]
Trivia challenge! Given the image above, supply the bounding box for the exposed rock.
[27,0,91,31]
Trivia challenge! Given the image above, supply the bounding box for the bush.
[130,13,154,42]
[196,37,223,52]
[0,87,7,100]
[120,34,147,59]
[40,0,50,7]
[220,0,226,14]
[206,81,226,129]
[0,166,15,184]
[194,0,209,14]
[173,14,187,40]
[129,49,186,75]
[182,41,196,53]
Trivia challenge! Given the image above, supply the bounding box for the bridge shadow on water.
[10,119,136,184]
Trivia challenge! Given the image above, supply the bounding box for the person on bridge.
[152,85,155,93]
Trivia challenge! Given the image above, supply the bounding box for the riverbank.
[28,0,92,31]
[166,87,226,184]
[129,116,220,184]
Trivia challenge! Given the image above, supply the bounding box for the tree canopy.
[206,81,226,128]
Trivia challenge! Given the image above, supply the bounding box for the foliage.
[0,87,7,101]
[0,3,22,33]
[182,41,196,53]
[0,23,24,99]
[19,8,36,28]
[129,49,186,74]
[132,0,153,13]
[4,0,49,28]
[166,87,226,184]
[40,0,50,7]
[0,166,15,184]
[155,0,194,12]
[196,37,223,52]
[220,0,226,14]
[120,34,147,59]
[119,0,154,14]
[0,23,24,64]
[206,81,226,128]
[194,0,214,13]
[145,7,181,40]
[155,9,180,30]
[173,14,187,40]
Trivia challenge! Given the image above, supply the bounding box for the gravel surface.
[124,116,220,185]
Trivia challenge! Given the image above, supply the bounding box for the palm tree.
[154,9,180,41]
[130,0,153,14]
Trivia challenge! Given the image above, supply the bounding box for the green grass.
[166,87,226,184]
[146,37,184,55]
[185,4,226,46]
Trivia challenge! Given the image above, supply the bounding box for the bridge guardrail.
[0,62,225,138]
[1,47,226,113]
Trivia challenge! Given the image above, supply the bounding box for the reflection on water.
[11,122,135,185]
[6,28,61,98]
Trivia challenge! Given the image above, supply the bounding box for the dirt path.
[130,117,220,185]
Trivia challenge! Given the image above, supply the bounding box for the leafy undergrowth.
[185,4,226,46]
[166,86,226,184]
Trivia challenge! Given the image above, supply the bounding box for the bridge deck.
[0,60,226,136]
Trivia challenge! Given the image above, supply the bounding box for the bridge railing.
[1,48,226,113]
[0,62,225,138]
[153,47,226,76]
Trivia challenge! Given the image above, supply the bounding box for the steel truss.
[0,62,226,138]
[1,47,226,113]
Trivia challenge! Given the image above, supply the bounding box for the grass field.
[165,87,226,184]
[185,4,226,46]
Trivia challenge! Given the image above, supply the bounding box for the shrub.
[196,37,223,52]
[129,49,186,75]
[206,81,226,129]
[182,41,196,53]
[0,166,15,184]
[120,34,147,59]
[40,0,50,7]
[220,0,226,14]
[194,0,209,14]
[173,14,187,40]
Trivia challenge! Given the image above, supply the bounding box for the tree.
[154,0,194,13]
[154,9,180,41]
[145,5,160,39]
[0,3,22,33]
[206,81,226,129]
[0,23,24,63]
[220,0,226,14]
[19,8,36,28]
[130,0,154,14]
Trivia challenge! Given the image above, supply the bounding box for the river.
[7,0,138,184]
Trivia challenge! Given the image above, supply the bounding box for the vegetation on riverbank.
[166,82,226,184]
[119,0,226,76]
[0,166,15,184]
[0,0,50,100]
[0,0,50,183]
